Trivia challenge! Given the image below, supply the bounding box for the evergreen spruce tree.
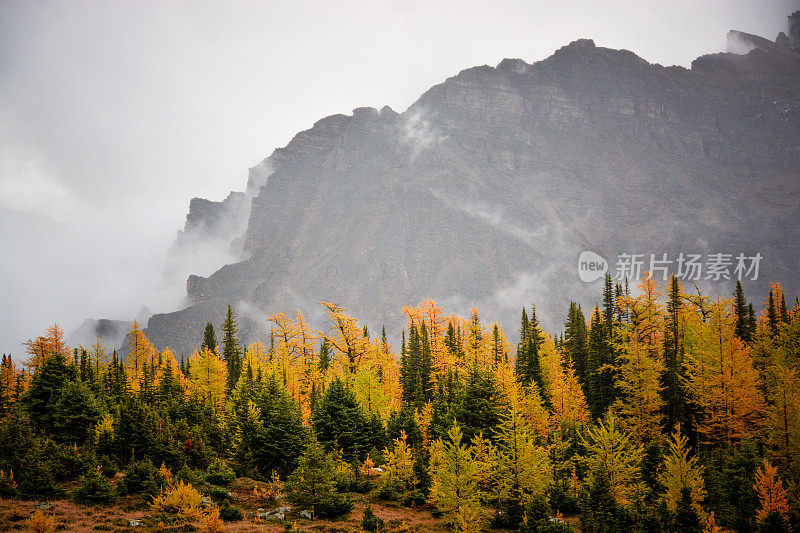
[285,437,353,517]
[734,281,752,343]
[381,325,389,353]
[52,380,102,443]
[517,306,546,404]
[444,321,464,362]
[516,308,530,377]
[564,302,589,389]
[318,339,331,372]
[249,376,308,475]
[200,322,217,353]
[24,350,76,434]
[312,377,374,461]
[747,303,758,343]
[455,364,504,442]
[587,306,612,419]
[662,276,688,433]
[220,304,242,390]
[491,324,504,365]
[420,322,433,402]
[768,290,779,337]
[400,324,433,409]
[599,275,619,414]
[430,369,463,441]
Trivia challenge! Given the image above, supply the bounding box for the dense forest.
[1,274,798,533]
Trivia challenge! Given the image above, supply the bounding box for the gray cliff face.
[144,35,800,356]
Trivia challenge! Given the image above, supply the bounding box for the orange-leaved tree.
[754,459,790,526]
[683,299,764,446]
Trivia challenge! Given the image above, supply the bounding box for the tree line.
[0,276,798,532]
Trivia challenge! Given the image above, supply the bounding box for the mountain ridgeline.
[143,24,800,356]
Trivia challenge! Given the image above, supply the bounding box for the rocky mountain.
[144,17,800,356]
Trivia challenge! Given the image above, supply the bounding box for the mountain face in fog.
[145,27,800,356]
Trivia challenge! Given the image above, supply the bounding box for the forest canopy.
[0,276,798,533]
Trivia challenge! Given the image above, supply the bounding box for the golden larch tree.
[24,323,70,371]
[582,415,644,508]
[754,459,790,525]
[429,424,486,532]
[612,276,665,444]
[189,347,228,411]
[659,424,707,517]
[125,320,158,392]
[319,302,369,376]
[683,299,765,446]
[494,382,552,516]
[549,349,590,430]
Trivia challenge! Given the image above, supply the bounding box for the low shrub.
[207,485,231,501]
[119,459,158,496]
[73,470,117,503]
[25,510,55,533]
[203,507,224,533]
[97,456,118,479]
[219,503,244,522]
[204,461,235,487]
[361,504,385,532]
[18,456,61,499]
[401,489,426,507]
[151,480,204,520]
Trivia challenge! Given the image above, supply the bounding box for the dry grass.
[0,488,451,533]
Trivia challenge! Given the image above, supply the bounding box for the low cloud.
[402,109,447,156]
[429,189,548,247]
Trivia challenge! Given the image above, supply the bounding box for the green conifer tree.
[220,304,242,390]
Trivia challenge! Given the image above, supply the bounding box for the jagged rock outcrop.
[790,11,800,51]
[143,27,800,356]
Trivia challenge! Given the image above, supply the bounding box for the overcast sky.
[0,0,796,356]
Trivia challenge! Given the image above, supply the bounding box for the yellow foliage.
[683,300,765,446]
[415,402,433,452]
[549,351,590,429]
[253,470,283,501]
[158,462,174,490]
[320,301,370,375]
[203,508,224,533]
[659,425,706,517]
[360,454,377,478]
[94,413,114,442]
[189,347,228,410]
[429,424,486,531]
[582,415,644,508]
[151,480,204,519]
[611,277,666,444]
[26,510,55,533]
[24,323,69,371]
[125,320,158,392]
[754,459,790,524]
[382,431,417,492]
